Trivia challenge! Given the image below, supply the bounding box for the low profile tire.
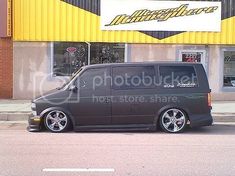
[159,108,187,133]
[44,110,71,133]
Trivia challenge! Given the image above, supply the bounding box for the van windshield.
[71,67,83,80]
[57,67,83,90]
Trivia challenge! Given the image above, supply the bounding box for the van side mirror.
[69,85,78,92]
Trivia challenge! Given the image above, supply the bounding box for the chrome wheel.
[161,108,186,133]
[45,110,68,132]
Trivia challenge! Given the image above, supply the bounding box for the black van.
[28,62,213,133]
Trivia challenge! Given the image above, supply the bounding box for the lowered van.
[28,62,213,133]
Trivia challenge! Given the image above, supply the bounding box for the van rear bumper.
[189,113,213,128]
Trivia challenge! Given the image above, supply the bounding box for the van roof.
[83,61,202,68]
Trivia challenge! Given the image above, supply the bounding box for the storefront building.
[1,0,235,100]
[0,0,13,99]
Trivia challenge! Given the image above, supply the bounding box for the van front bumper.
[190,113,213,128]
[27,114,41,132]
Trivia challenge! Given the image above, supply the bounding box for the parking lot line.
[43,168,115,172]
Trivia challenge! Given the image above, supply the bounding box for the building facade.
[0,0,235,100]
[0,0,13,99]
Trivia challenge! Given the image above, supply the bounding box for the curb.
[0,112,235,122]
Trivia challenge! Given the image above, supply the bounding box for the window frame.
[222,48,235,91]
[75,67,110,90]
[158,65,199,89]
[111,65,157,90]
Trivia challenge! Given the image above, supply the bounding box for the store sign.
[101,0,221,32]
[0,0,11,37]
[182,52,202,63]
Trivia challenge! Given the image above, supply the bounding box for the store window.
[181,52,202,63]
[90,43,125,64]
[53,42,88,76]
[179,50,206,69]
[224,51,235,87]
[53,42,125,76]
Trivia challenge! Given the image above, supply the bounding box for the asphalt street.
[0,123,235,176]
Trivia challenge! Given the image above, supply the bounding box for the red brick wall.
[0,38,13,99]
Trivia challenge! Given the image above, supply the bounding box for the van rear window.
[159,66,198,88]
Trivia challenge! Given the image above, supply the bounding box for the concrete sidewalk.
[210,101,235,122]
[0,99,235,122]
[0,100,31,121]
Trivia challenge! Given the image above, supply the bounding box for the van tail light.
[208,93,212,107]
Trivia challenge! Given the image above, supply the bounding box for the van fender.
[153,105,191,125]
[39,107,76,129]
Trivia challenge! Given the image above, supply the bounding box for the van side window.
[76,68,108,90]
[112,66,156,89]
[159,66,198,88]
